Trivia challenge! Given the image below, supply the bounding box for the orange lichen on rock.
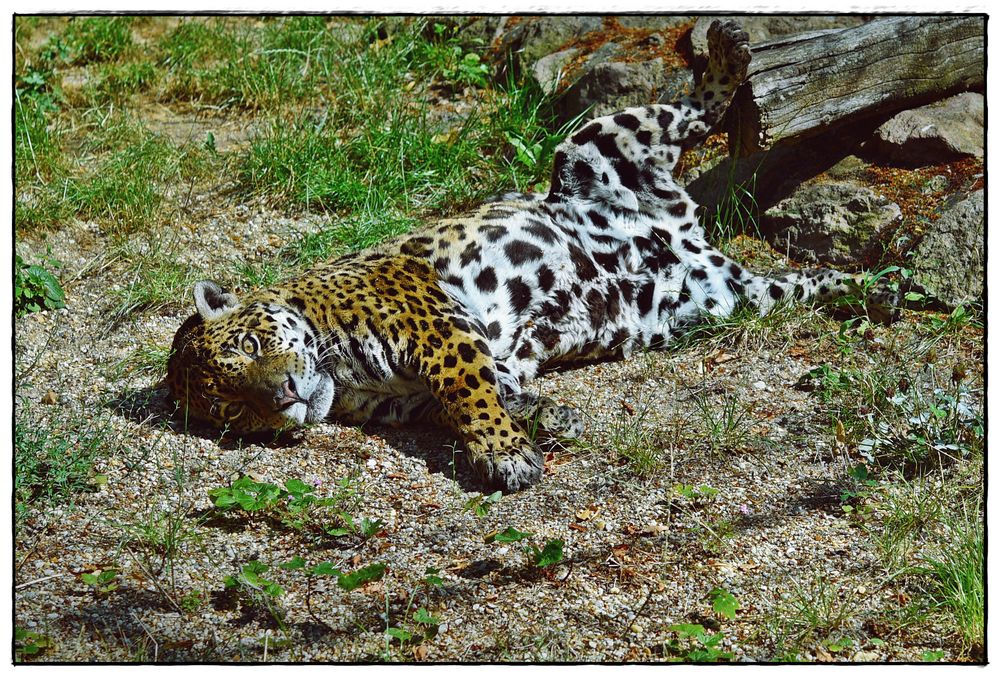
[552,17,696,93]
[861,156,982,259]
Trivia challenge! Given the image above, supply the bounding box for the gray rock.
[911,190,984,307]
[867,92,984,166]
[615,16,690,31]
[762,182,901,266]
[509,16,697,123]
[558,51,694,123]
[496,16,604,68]
[691,15,867,56]
[460,16,514,48]
[532,48,579,94]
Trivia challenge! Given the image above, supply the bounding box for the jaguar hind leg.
[546,19,750,212]
[695,19,752,130]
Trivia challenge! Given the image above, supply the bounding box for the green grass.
[768,575,863,655]
[234,19,568,218]
[917,504,983,653]
[15,15,568,279]
[114,506,208,593]
[14,402,125,527]
[790,317,984,657]
[692,389,753,454]
[709,169,762,250]
[604,398,664,476]
[108,249,200,326]
[104,345,172,382]
[868,474,944,572]
[61,16,136,64]
[671,300,816,355]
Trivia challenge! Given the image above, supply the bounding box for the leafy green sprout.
[664,623,733,662]
[422,22,490,87]
[223,560,292,635]
[226,560,284,598]
[14,253,66,317]
[486,527,565,568]
[209,475,373,537]
[464,490,502,517]
[668,484,735,553]
[279,556,387,592]
[708,587,740,620]
[80,568,119,596]
[15,627,52,660]
[383,567,445,649]
[672,483,720,503]
[223,556,388,640]
[840,462,879,514]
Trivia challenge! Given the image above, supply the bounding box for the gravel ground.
[13,200,980,663]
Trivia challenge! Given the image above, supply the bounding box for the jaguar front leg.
[412,322,546,492]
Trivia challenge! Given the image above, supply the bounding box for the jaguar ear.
[193,280,239,320]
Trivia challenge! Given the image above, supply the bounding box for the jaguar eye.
[240,333,260,358]
[218,401,246,420]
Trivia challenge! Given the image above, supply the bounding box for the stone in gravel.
[761,182,901,266]
[866,93,984,166]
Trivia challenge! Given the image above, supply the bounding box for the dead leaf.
[835,419,847,445]
[575,505,600,521]
[703,348,738,371]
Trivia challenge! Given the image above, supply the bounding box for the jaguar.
[167,20,892,491]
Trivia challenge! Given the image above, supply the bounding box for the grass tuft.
[15,402,125,528]
[915,503,984,654]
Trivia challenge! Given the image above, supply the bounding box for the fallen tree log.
[725,15,985,155]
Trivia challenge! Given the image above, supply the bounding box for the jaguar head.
[166,281,334,434]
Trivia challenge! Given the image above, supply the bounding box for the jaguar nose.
[274,375,307,410]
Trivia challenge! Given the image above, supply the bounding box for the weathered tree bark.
[726,16,985,155]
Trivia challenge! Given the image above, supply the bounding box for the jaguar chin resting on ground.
[167,21,895,491]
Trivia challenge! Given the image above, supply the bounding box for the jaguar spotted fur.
[167,21,890,491]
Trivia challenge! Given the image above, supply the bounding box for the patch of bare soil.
[15,189,982,662]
